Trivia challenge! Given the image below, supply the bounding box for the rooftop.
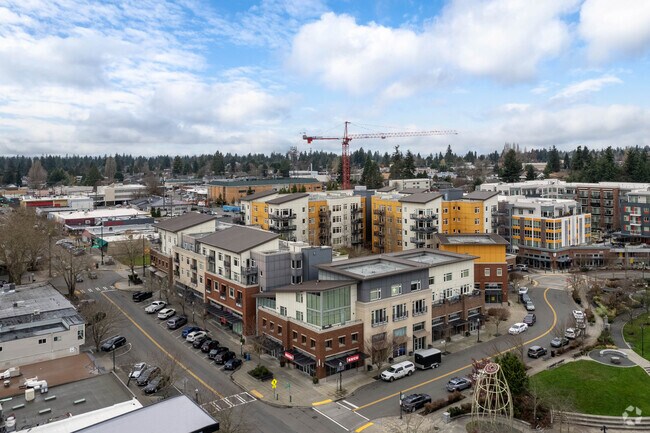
[390,250,471,266]
[154,212,217,233]
[266,193,309,205]
[398,192,442,204]
[238,189,279,201]
[55,208,146,220]
[336,259,413,277]
[464,191,499,200]
[197,225,279,253]
[273,279,356,293]
[208,177,319,187]
[435,233,509,246]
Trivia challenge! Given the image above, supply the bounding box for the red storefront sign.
[284,351,294,361]
[346,354,360,364]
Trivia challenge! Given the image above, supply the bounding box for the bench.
[611,356,621,365]
[546,359,565,370]
[599,349,627,358]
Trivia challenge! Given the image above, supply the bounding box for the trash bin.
[442,412,451,423]
[245,353,251,361]
[551,350,556,357]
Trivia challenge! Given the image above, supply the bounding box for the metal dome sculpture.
[470,362,514,432]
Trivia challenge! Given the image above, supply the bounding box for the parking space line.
[313,407,349,431]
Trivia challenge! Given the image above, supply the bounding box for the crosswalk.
[77,286,115,294]
[203,392,257,412]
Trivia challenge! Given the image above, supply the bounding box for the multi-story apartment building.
[400,192,443,250]
[620,188,650,240]
[150,213,218,285]
[241,191,366,249]
[0,283,86,368]
[371,193,404,253]
[434,233,509,303]
[257,249,480,379]
[388,178,432,191]
[479,180,650,234]
[441,191,499,235]
[207,178,322,204]
[503,197,591,269]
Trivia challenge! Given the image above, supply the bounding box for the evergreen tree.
[402,150,416,179]
[500,149,522,182]
[545,146,561,173]
[83,164,102,187]
[525,164,536,180]
[389,146,404,179]
[496,352,528,397]
[361,156,383,189]
[563,152,570,169]
[211,151,225,175]
[172,156,183,175]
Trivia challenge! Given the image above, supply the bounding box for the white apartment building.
[399,192,443,250]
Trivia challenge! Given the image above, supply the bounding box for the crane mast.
[303,121,458,190]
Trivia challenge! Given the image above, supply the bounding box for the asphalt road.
[75,271,343,433]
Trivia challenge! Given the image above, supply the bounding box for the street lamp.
[100,220,104,265]
[111,345,116,371]
[337,362,344,392]
[476,317,481,343]
[399,391,403,419]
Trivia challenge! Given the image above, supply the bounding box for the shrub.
[312,376,319,384]
[448,403,472,418]
[447,391,463,404]
[597,330,614,346]
[422,392,465,415]
[248,365,271,379]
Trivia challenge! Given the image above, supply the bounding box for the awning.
[324,352,366,368]
[207,304,242,325]
[285,349,316,367]
[431,323,445,330]
[260,335,283,352]
[412,329,428,338]
[147,266,157,274]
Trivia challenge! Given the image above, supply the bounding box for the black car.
[136,366,160,386]
[527,346,547,359]
[193,335,210,349]
[101,335,126,352]
[167,315,188,330]
[143,375,167,394]
[224,358,242,371]
[523,313,536,326]
[215,350,236,365]
[209,347,229,360]
[201,340,220,353]
[401,393,432,412]
[132,291,153,302]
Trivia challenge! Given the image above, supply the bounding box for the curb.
[229,373,307,409]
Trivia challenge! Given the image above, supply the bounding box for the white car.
[145,301,166,314]
[572,310,585,320]
[157,308,175,319]
[186,331,207,343]
[129,362,147,379]
[518,286,529,296]
[565,328,582,339]
[508,323,528,335]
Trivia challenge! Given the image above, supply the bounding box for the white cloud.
[550,75,622,101]
[579,0,650,63]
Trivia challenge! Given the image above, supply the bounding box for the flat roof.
[388,249,477,265]
[154,212,217,233]
[75,395,218,433]
[209,177,319,186]
[336,260,412,277]
[398,192,442,204]
[198,225,279,253]
[56,209,145,220]
[266,193,309,205]
[273,280,356,292]
[464,191,499,200]
[0,282,76,322]
[435,233,509,246]
[239,189,279,201]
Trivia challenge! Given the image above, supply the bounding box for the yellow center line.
[355,422,374,432]
[102,292,224,398]
[353,287,557,412]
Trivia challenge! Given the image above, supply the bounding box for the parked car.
[224,358,243,371]
[508,323,528,335]
[143,375,167,394]
[132,291,153,302]
[136,366,160,386]
[380,361,415,382]
[565,328,582,339]
[186,330,207,343]
[157,308,175,319]
[525,301,536,311]
[446,377,472,392]
[572,310,585,320]
[76,275,84,282]
[518,286,529,296]
[167,315,188,330]
[527,346,547,359]
[193,336,210,349]
[209,347,229,360]
[88,272,98,279]
[550,337,570,348]
[181,326,202,338]
[400,393,432,412]
[523,313,536,326]
[129,362,147,378]
[521,294,531,304]
[215,350,236,365]
[516,264,529,272]
[201,340,220,353]
[101,335,126,352]
[145,301,166,314]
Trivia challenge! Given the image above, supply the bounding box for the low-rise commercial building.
[207,178,322,204]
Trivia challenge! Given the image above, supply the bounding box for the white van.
[380,361,415,382]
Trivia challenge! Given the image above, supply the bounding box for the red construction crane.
[302,121,458,190]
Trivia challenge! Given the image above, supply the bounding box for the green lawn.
[623,313,650,362]
[533,360,650,416]
[116,254,151,267]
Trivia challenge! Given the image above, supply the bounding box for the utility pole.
[100,220,104,265]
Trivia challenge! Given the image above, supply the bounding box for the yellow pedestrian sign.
[271,379,277,389]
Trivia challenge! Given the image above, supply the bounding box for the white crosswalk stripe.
[203,392,256,412]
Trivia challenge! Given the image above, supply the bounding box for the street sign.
[271,379,277,389]
[284,351,294,361]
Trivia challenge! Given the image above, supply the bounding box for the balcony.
[413,306,428,317]
[371,319,388,328]
[410,237,426,246]
[174,256,180,263]
[270,224,297,232]
[373,230,385,237]
[351,237,363,245]
[351,227,363,235]
[410,213,437,221]
[392,313,409,322]
[319,209,331,217]
[173,270,180,277]
[269,212,297,221]
[410,225,437,234]
[241,266,258,276]
[351,207,362,215]
[373,209,386,216]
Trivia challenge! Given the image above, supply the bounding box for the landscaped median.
[624,314,650,362]
[533,360,650,416]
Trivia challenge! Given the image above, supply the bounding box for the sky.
[1,0,650,158]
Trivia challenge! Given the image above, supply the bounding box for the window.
[461,269,470,278]
[296,311,304,321]
[54,336,61,342]
[301,334,307,345]
[413,299,427,316]
[496,268,503,277]
[280,306,287,316]
[413,321,425,332]
[277,325,282,335]
[392,303,408,321]
[262,318,267,328]
[475,218,480,224]
[370,288,381,301]
[325,339,333,349]
[218,252,223,261]
[391,284,402,296]
[229,287,235,298]
[429,276,435,285]
[371,308,388,326]
[77,329,84,340]
[484,268,491,277]
[291,259,302,269]
[338,336,346,346]
[38,338,47,344]
[310,339,316,349]
[291,275,303,284]
[444,273,452,282]
[351,332,359,343]
[296,293,303,303]
[411,280,421,291]
[270,322,274,331]
[393,326,407,338]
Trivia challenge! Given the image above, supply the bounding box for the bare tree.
[114,232,144,278]
[487,307,510,336]
[364,333,394,372]
[149,274,172,304]
[0,208,49,283]
[204,405,250,433]
[79,300,122,351]
[509,272,524,301]
[382,413,437,433]
[153,349,180,398]
[143,171,162,196]
[506,332,526,361]
[52,244,92,298]
[27,158,48,189]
